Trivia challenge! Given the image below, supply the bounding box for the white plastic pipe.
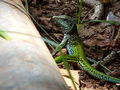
[0,0,68,90]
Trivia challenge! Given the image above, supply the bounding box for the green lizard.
[51,15,120,83]
[0,30,11,40]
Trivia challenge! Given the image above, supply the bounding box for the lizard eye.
[62,18,68,22]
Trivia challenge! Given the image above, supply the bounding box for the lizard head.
[51,15,76,34]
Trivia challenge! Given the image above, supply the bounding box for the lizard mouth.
[51,15,75,34]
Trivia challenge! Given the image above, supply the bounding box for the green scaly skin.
[52,15,120,83]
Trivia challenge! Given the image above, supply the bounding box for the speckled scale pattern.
[67,32,120,83]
